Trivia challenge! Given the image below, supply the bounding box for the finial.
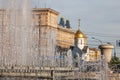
[78,19,80,30]
[66,20,70,28]
[59,17,65,27]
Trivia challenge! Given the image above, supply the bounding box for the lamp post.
[91,37,104,80]
[92,37,102,44]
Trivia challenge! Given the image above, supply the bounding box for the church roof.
[75,29,87,38]
[82,46,88,53]
[89,48,98,52]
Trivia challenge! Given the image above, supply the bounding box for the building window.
[81,39,82,45]
[38,15,41,26]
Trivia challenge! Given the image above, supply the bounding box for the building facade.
[0,8,75,49]
[33,8,75,50]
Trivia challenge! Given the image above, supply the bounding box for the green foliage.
[116,40,120,47]
[119,41,120,47]
[108,56,120,69]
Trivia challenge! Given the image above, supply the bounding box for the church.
[70,19,100,67]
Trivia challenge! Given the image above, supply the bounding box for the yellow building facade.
[0,8,75,49]
[89,48,100,61]
[33,8,75,49]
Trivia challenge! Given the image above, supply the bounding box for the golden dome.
[75,29,87,38]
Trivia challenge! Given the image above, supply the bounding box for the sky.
[33,0,120,56]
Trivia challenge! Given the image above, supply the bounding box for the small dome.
[75,29,87,38]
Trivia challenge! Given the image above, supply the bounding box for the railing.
[0,66,78,79]
[0,66,120,79]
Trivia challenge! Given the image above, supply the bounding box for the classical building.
[33,8,74,50]
[32,8,75,66]
[0,8,74,49]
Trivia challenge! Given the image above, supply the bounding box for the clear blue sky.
[33,0,120,56]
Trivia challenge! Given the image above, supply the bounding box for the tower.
[72,19,88,66]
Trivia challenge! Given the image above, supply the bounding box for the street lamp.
[91,37,106,80]
[92,37,102,44]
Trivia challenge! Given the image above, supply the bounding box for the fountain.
[0,0,37,66]
[0,0,118,80]
[0,0,57,67]
[0,0,59,79]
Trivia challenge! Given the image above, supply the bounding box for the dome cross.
[78,19,80,30]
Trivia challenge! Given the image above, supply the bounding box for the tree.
[108,56,120,69]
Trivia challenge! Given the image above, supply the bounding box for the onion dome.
[75,19,87,38]
[75,29,87,38]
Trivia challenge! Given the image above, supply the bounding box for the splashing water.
[0,0,58,67]
[0,0,38,66]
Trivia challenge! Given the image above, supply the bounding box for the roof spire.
[78,19,80,30]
